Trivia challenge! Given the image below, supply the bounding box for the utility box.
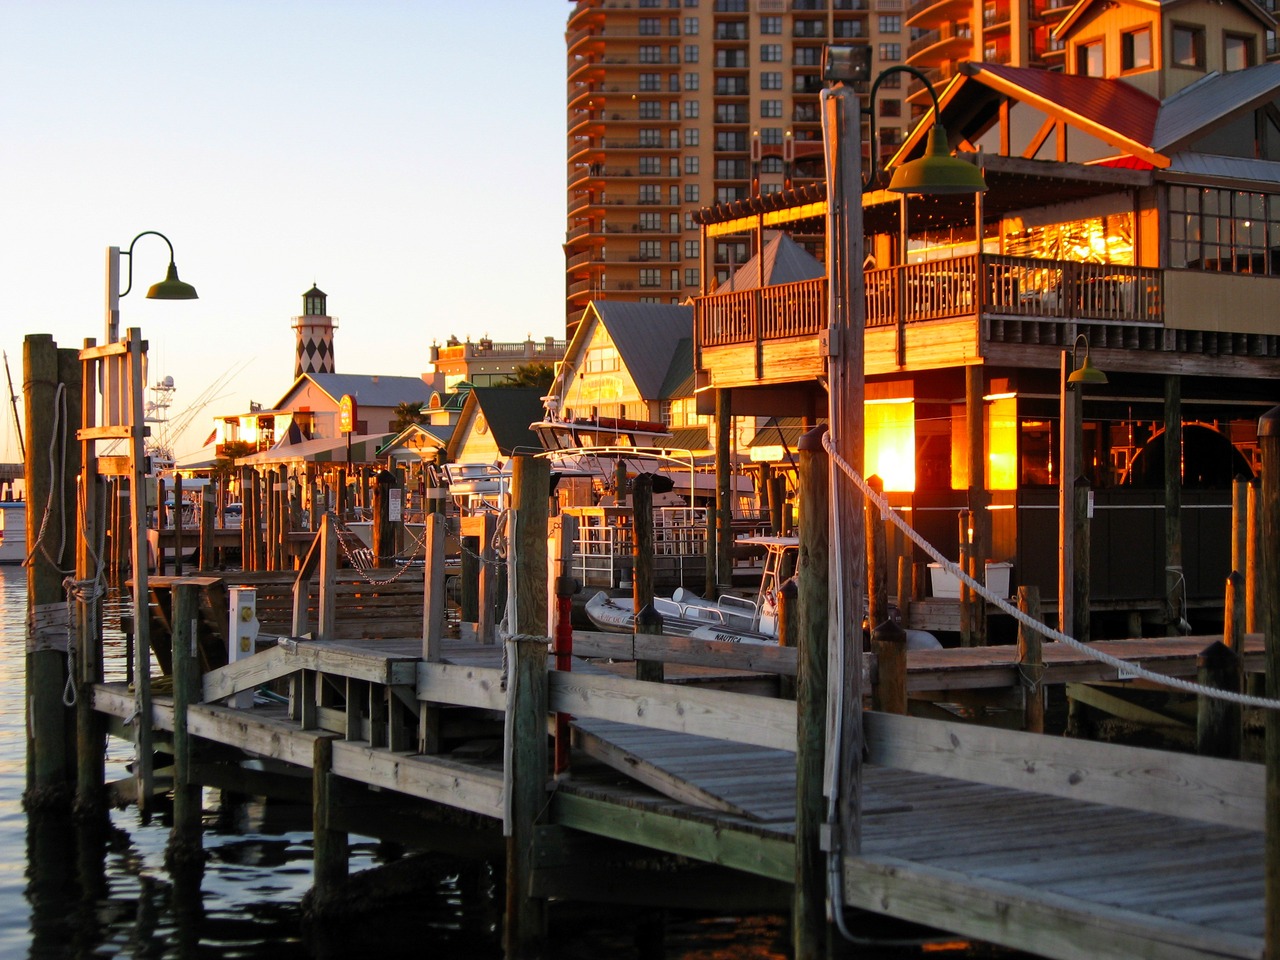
[227,586,260,709]
[928,561,1012,599]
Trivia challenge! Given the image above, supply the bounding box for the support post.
[865,475,886,635]
[794,426,830,960]
[124,330,154,815]
[715,388,733,595]
[1254,406,1280,959]
[1072,475,1091,643]
[168,582,204,863]
[76,339,105,819]
[311,736,348,898]
[1164,375,1183,636]
[632,473,663,683]
[1017,586,1045,733]
[1197,641,1241,760]
[959,510,973,647]
[372,468,393,568]
[504,632,549,958]
[419,512,447,754]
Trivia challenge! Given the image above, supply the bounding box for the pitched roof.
[1153,62,1280,153]
[590,301,693,399]
[720,233,825,292]
[468,387,546,456]
[277,373,434,410]
[658,337,695,401]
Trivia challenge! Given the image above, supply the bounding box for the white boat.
[584,534,942,650]
[0,500,26,565]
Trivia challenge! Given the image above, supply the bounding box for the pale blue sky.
[1,1,567,461]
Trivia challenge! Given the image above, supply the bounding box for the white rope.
[821,430,1280,711]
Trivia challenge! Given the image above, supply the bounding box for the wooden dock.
[90,624,1270,960]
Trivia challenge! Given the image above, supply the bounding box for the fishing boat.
[0,500,26,565]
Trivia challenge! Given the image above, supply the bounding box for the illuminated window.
[950,397,1018,491]
[866,398,916,492]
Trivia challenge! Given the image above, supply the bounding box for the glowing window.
[866,399,916,492]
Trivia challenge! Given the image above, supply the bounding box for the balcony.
[907,21,973,60]
[694,255,1171,386]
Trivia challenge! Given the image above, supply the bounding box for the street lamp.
[106,230,198,343]
[1059,333,1108,640]
[814,43,988,947]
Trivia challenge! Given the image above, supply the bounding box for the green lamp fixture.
[887,124,989,196]
[122,230,198,301]
[1067,334,1108,386]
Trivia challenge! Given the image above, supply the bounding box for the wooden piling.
[199,482,214,570]
[311,735,348,897]
[172,474,184,575]
[373,469,393,568]
[715,388,733,596]
[793,426,830,960]
[1255,406,1280,959]
[865,475,887,634]
[420,512,447,754]
[959,510,973,647]
[168,582,204,862]
[1165,376,1183,637]
[1197,641,1241,760]
[777,577,798,700]
[1017,586,1045,734]
[1072,475,1091,643]
[24,334,74,803]
[75,339,105,818]
[632,473,663,683]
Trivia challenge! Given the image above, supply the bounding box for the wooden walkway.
[91,629,1269,960]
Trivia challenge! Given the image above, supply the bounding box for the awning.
[235,433,392,467]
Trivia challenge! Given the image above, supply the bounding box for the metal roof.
[280,373,434,410]
[1161,150,1280,186]
[658,337,695,401]
[720,233,824,292]
[1153,62,1280,153]
[591,301,694,400]
[468,387,546,456]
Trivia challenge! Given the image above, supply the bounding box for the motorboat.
[0,500,26,565]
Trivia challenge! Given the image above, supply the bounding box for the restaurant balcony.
[694,254,1171,385]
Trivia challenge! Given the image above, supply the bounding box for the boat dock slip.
[90,627,1268,960]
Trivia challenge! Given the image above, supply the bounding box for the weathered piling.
[24,334,78,804]
[1017,586,1045,733]
[793,426,830,960]
[372,468,394,567]
[420,512,447,754]
[632,473,663,684]
[75,338,105,820]
[311,735,348,897]
[958,510,973,647]
[168,581,204,864]
[865,475,887,633]
[1257,408,1280,960]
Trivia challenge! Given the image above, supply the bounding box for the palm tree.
[391,401,425,432]
[500,363,555,390]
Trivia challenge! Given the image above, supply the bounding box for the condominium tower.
[563,0,1083,335]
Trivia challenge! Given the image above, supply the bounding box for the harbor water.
[0,566,996,959]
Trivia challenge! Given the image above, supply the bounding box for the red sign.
[339,395,357,435]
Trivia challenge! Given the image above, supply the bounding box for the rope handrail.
[821,430,1280,711]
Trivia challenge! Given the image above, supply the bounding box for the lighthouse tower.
[292,285,337,377]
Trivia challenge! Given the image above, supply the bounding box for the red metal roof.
[973,63,1161,149]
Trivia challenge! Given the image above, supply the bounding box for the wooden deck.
[92,630,1269,960]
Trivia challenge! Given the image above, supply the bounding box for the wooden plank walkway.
[92,632,1268,960]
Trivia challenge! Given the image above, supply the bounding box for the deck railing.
[694,254,1163,350]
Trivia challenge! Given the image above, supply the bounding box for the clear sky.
[0,0,568,464]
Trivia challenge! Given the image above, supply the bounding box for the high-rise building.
[565,0,902,335]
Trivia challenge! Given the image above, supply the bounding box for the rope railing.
[821,430,1280,711]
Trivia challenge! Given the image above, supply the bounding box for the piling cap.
[1259,404,1280,437]
[797,423,829,451]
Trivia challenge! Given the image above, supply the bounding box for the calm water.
[0,566,989,959]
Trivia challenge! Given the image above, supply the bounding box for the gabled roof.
[275,372,433,410]
[658,338,695,401]
[720,233,825,292]
[1154,62,1280,153]
[587,301,693,400]
[376,422,453,459]
[1056,0,1273,38]
[445,387,545,461]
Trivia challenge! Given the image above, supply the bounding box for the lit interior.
[865,398,916,492]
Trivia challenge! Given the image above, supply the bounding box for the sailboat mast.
[2,350,24,460]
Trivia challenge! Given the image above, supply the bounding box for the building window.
[793,47,821,65]
[684,239,700,258]
[640,72,662,90]
[878,43,901,62]
[1224,33,1255,71]
[761,43,783,61]
[640,17,661,35]
[879,98,901,118]
[685,71,699,89]
[761,71,783,90]
[1172,25,1204,69]
[761,156,784,173]
[639,212,663,230]
[1169,185,1279,275]
[879,15,900,32]
[684,99,700,118]
[877,71,900,88]
[639,184,662,203]
[1120,28,1151,71]
[685,128,700,146]
[639,45,662,63]
[639,156,661,174]
[795,19,826,38]
[1076,39,1104,76]
[639,240,662,260]
[760,16,782,34]
[684,44,699,62]
[684,267,700,287]
[684,16,699,34]
[761,99,783,118]
[759,127,783,144]
[639,268,662,287]
[684,212,698,230]
[684,156,699,175]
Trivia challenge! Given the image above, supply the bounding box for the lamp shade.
[147,262,198,300]
[887,125,987,195]
[1067,354,1108,385]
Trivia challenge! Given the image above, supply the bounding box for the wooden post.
[871,618,907,715]
[958,510,973,647]
[1072,475,1091,643]
[865,475,887,635]
[1017,586,1045,733]
[966,363,990,634]
[334,467,347,523]
[503,632,549,959]
[897,555,911,628]
[478,512,498,644]
[168,582,204,862]
[172,474,184,576]
[793,425,831,959]
[199,482,214,571]
[372,469,393,568]
[632,473,663,683]
[419,513,447,755]
[1234,476,1250,582]
[715,389,733,595]
[1197,641,1241,760]
[1249,478,1263,636]
[1164,375,1183,636]
[311,735,348,898]
[770,474,786,536]
[253,470,267,572]
[777,577,798,700]
[1255,406,1280,959]
[123,330,154,815]
[508,456,550,638]
[76,339,106,817]
[24,335,74,802]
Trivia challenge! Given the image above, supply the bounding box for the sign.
[388,487,402,522]
[339,394,357,435]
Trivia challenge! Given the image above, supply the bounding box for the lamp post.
[101,230,197,815]
[809,44,987,950]
[1059,333,1107,641]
